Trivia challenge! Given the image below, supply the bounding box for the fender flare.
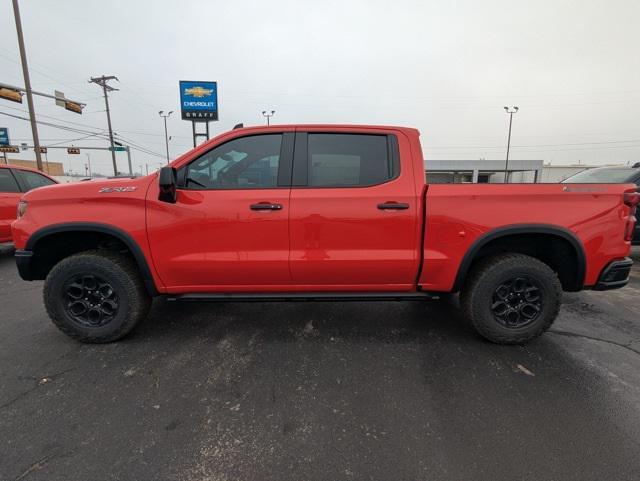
[451,224,587,292]
[26,222,159,296]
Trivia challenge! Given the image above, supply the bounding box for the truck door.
[288,129,420,290]
[146,132,294,291]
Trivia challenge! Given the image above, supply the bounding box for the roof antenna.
[233,123,244,130]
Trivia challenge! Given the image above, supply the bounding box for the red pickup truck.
[11,125,639,344]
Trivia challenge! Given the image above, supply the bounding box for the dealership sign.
[0,128,9,146]
[179,81,218,121]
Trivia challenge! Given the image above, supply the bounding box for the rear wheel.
[460,253,561,344]
[44,250,151,343]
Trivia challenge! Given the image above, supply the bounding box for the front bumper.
[593,257,633,290]
[15,249,34,281]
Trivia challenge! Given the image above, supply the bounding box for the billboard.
[179,81,218,121]
[0,128,9,146]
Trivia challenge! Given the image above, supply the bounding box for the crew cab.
[0,164,57,244]
[11,125,639,344]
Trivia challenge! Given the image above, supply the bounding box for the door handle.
[250,202,283,211]
[377,202,409,210]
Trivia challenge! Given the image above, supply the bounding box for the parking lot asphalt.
[2,248,640,481]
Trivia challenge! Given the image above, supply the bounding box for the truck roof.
[229,124,421,136]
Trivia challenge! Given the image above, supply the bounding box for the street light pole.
[12,0,43,172]
[159,110,173,163]
[503,106,519,183]
[262,110,275,126]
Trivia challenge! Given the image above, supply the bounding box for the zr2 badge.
[99,186,138,193]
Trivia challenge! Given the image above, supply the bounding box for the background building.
[4,158,64,176]
[424,159,634,183]
[425,159,543,183]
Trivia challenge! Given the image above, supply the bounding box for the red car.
[11,125,639,344]
[0,164,57,244]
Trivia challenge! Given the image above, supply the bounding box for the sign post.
[0,128,9,146]
[179,81,218,147]
[0,128,9,164]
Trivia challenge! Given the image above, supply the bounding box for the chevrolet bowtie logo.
[184,86,213,98]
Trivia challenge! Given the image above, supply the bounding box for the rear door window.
[305,133,398,187]
[0,169,20,193]
[15,169,56,191]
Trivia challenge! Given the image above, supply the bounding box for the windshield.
[562,168,638,183]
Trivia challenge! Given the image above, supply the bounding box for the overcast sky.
[1,0,639,175]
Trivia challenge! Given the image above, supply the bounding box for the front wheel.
[44,250,151,343]
[460,253,562,344]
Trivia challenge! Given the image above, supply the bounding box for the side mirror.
[158,166,177,203]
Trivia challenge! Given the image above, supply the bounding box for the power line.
[0,110,164,160]
[112,132,165,159]
[1,104,188,141]
[0,47,97,101]
[0,110,109,137]
[0,110,163,159]
[0,104,107,130]
[46,133,105,147]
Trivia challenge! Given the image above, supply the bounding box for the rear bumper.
[593,257,633,290]
[15,249,34,281]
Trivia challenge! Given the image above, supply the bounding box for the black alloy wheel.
[491,276,542,328]
[63,274,119,327]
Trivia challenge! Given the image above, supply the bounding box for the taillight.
[623,191,640,208]
[17,200,28,218]
[623,190,639,242]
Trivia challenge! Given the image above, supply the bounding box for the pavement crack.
[13,452,61,481]
[1,367,77,411]
[46,366,77,379]
[0,385,40,411]
[548,329,640,355]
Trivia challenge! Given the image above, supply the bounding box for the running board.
[167,292,441,302]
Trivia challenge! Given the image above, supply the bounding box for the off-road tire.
[460,253,561,344]
[44,250,151,343]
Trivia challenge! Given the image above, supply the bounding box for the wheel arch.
[452,224,586,292]
[25,222,159,296]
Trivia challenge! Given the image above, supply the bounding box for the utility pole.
[159,110,173,163]
[89,75,119,176]
[12,0,43,171]
[262,110,275,126]
[125,145,132,176]
[85,153,92,178]
[503,106,519,183]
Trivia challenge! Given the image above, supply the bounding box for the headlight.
[17,200,28,218]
